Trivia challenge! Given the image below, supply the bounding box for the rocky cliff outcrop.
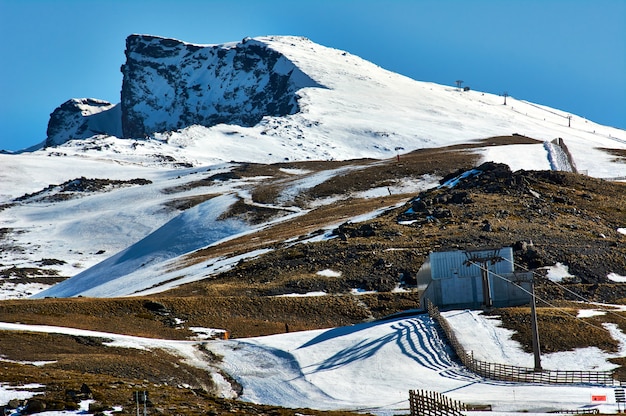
[45,98,122,147]
[119,34,321,139]
[45,35,322,145]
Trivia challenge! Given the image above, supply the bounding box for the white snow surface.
[30,193,250,298]
[0,35,624,299]
[1,34,626,415]
[2,308,626,414]
[609,273,626,283]
[544,262,575,283]
[316,269,342,277]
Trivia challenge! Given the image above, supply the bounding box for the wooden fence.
[409,389,467,416]
[554,409,599,415]
[426,301,615,386]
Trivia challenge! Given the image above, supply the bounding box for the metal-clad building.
[419,247,532,310]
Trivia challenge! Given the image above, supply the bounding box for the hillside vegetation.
[1,136,625,414]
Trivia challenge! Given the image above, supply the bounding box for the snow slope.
[2,309,624,414]
[30,193,250,298]
[1,35,625,299]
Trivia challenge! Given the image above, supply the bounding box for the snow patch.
[0,358,56,367]
[350,288,377,295]
[279,168,311,175]
[544,262,575,282]
[440,169,481,189]
[276,291,327,297]
[608,273,626,283]
[0,282,52,300]
[0,383,42,406]
[316,269,341,277]
[577,309,607,318]
[189,327,228,340]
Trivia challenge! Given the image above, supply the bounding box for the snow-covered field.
[1,35,626,414]
[2,307,626,415]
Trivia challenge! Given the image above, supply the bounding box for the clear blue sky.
[1,0,624,151]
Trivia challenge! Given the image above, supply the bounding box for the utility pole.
[530,278,542,371]
[464,249,503,310]
[567,115,572,127]
[502,92,509,105]
[455,80,464,90]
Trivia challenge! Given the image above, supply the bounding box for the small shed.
[418,247,532,310]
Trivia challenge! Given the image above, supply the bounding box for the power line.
[466,260,611,334]
[500,256,626,325]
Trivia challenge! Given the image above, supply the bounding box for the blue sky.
[1,0,624,151]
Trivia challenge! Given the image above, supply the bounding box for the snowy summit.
[0,33,625,415]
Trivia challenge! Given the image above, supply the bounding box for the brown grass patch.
[0,298,192,339]
[0,355,366,415]
[599,147,626,163]
[0,293,420,339]
[492,306,619,354]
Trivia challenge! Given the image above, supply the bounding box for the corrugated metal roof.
[430,247,513,280]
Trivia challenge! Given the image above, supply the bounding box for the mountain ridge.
[120,34,323,139]
[1,34,626,415]
[0,34,624,300]
[38,35,625,170]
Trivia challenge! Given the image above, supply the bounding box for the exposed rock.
[46,98,122,147]
[120,34,322,138]
[14,177,152,203]
[7,399,23,409]
[45,35,323,146]
[23,399,46,414]
[333,222,377,238]
[144,300,170,315]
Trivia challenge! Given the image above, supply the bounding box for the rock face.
[46,98,122,147]
[119,34,321,139]
[45,35,322,145]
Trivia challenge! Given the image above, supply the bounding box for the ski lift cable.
[500,256,594,303]
[466,260,610,333]
[500,257,626,324]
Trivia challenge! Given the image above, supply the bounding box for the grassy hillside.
[1,135,625,414]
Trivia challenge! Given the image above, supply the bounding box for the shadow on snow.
[299,314,480,382]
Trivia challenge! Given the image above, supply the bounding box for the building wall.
[420,248,532,310]
[430,248,514,280]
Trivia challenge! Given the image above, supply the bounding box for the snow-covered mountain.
[1,34,626,415]
[38,35,625,172]
[1,34,625,300]
[120,34,322,139]
[46,98,122,147]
